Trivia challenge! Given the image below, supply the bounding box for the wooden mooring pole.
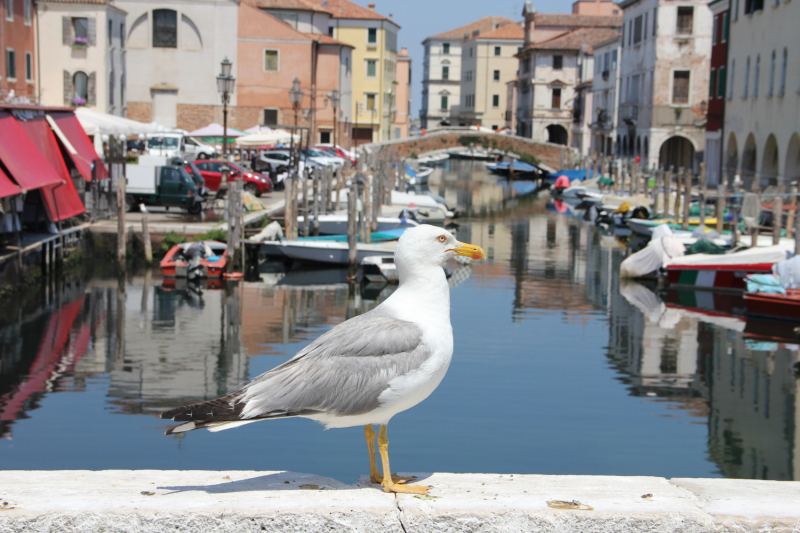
[116,168,126,268]
[142,217,152,265]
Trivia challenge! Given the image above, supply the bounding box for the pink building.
[394,47,411,139]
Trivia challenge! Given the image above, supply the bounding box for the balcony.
[619,103,638,124]
[593,108,610,127]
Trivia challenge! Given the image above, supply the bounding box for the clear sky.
[358,0,573,119]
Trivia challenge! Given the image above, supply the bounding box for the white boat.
[404,164,434,185]
[263,240,397,265]
[416,152,449,165]
[297,214,418,235]
[361,255,398,282]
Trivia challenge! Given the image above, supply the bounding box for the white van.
[146,133,216,160]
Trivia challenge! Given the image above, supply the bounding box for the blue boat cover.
[545,169,596,182]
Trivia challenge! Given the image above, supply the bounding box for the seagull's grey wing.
[237,308,431,419]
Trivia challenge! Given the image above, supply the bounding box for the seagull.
[160,224,486,494]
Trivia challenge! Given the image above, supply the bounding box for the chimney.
[389,13,393,20]
[368,3,375,10]
[400,46,408,56]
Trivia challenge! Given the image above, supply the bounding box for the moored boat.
[744,289,800,322]
[665,245,788,291]
[160,241,227,278]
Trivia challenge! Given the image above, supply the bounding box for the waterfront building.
[394,46,410,138]
[617,0,712,172]
[589,36,621,155]
[721,0,799,188]
[705,0,729,186]
[571,48,595,156]
[117,0,238,130]
[515,1,621,144]
[1,0,36,103]
[459,23,524,131]
[236,0,353,145]
[37,0,127,115]
[420,16,515,130]
[309,0,400,144]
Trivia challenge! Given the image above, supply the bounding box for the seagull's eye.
[438,235,447,243]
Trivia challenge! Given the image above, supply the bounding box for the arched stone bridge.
[358,129,574,171]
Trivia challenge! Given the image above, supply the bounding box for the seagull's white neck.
[383,264,451,326]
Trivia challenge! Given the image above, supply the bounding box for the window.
[710,68,716,97]
[734,0,739,20]
[264,109,278,125]
[672,70,690,104]
[743,56,750,97]
[264,50,278,72]
[718,66,726,98]
[778,48,787,96]
[492,94,500,107]
[366,59,377,78]
[653,8,657,36]
[722,12,729,41]
[109,71,114,105]
[366,93,376,111]
[553,55,563,70]
[320,131,331,143]
[551,88,561,108]
[25,51,31,81]
[5,49,15,79]
[443,43,450,54]
[644,12,648,40]
[153,9,177,48]
[728,59,735,99]
[612,50,617,69]
[367,28,377,44]
[328,26,334,37]
[493,69,500,81]
[677,6,694,34]
[603,52,609,71]
[628,20,632,45]
[5,0,11,21]
[442,65,449,79]
[768,50,775,96]
[440,95,448,110]
[744,0,764,14]
[73,71,88,101]
[73,17,88,43]
[494,46,501,56]
[517,46,522,54]
[712,16,717,45]
[121,73,125,106]
[753,54,760,97]
[24,0,30,25]
[469,47,473,57]
[108,20,113,45]
[633,15,642,44]
[120,23,125,49]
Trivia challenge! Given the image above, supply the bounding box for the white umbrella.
[187,123,246,137]
[235,129,298,146]
[245,125,272,134]
[74,107,165,136]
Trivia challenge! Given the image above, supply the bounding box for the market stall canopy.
[0,165,21,199]
[187,123,246,138]
[74,108,169,136]
[244,125,272,134]
[0,111,63,192]
[48,112,108,181]
[235,129,298,146]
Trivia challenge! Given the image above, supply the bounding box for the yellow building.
[309,0,400,145]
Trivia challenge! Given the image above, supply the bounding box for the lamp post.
[216,57,236,184]
[330,88,339,151]
[289,78,304,170]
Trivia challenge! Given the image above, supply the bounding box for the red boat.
[744,289,800,323]
[665,245,788,292]
[160,240,227,278]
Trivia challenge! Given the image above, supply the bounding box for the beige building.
[459,23,524,130]
[394,46,411,138]
[37,0,127,114]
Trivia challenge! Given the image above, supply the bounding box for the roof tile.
[529,27,621,53]
[534,13,622,28]
[305,0,391,21]
[428,15,516,41]
[468,22,524,41]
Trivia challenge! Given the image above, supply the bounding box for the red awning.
[17,116,86,222]
[0,111,63,192]
[0,165,21,199]
[49,112,108,181]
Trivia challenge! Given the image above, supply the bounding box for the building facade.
[394,46,410,138]
[705,0,729,186]
[590,36,621,155]
[722,0,799,188]
[313,0,399,144]
[571,49,594,156]
[118,0,238,130]
[1,0,36,103]
[617,0,712,173]
[515,2,621,145]
[37,0,127,115]
[459,23,524,130]
[420,16,514,129]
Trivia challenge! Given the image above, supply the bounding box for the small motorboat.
[298,214,418,235]
[262,240,397,265]
[404,163,434,185]
[416,152,449,165]
[160,240,227,279]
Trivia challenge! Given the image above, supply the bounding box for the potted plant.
[72,36,88,49]
[72,97,86,107]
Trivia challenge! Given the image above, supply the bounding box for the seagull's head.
[395,225,486,276]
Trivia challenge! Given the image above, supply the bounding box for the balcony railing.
[619,103,638,123]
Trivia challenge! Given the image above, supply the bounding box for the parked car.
[193,160,273,196]
[146,133,216,159]
[173,158,210,196]
[126,164,205,215]
[303,148,344,169]
[312,145,355,165]
[314,143,355,162]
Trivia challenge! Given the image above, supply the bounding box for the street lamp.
[289,78,303,169]
[216,57,236,184]
[329,88,339,151]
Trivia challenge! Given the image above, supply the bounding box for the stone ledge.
[1,471,798,532]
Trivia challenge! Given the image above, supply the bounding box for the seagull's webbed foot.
[371,473,417,485]
[376,424,432,495]
[382,481,429,494]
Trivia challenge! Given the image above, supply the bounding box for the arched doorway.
[761,134,779,187]
[741,133,757,189]
[725,132,738,186]
[785,133,800,184]
[546,124,568,145]
[659,136,694,171]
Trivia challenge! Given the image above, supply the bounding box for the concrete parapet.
[1,471,798,532]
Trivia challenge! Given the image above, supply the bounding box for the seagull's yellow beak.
[450,242,487,260]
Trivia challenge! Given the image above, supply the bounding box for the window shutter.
[87,72,96,105]
[87,17,97,46]
[64,70,73,105]
[63,17,72,45]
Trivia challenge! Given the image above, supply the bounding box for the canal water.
[1,160,797,483]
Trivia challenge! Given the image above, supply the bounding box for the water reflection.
[1,161,797,481]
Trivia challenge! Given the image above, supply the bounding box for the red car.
[192,160,273,196]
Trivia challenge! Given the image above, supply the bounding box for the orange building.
[1,0,36,103]
[572,0,621,16]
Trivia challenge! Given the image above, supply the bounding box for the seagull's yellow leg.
[367,424,416,485]
[377,424,429,494]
